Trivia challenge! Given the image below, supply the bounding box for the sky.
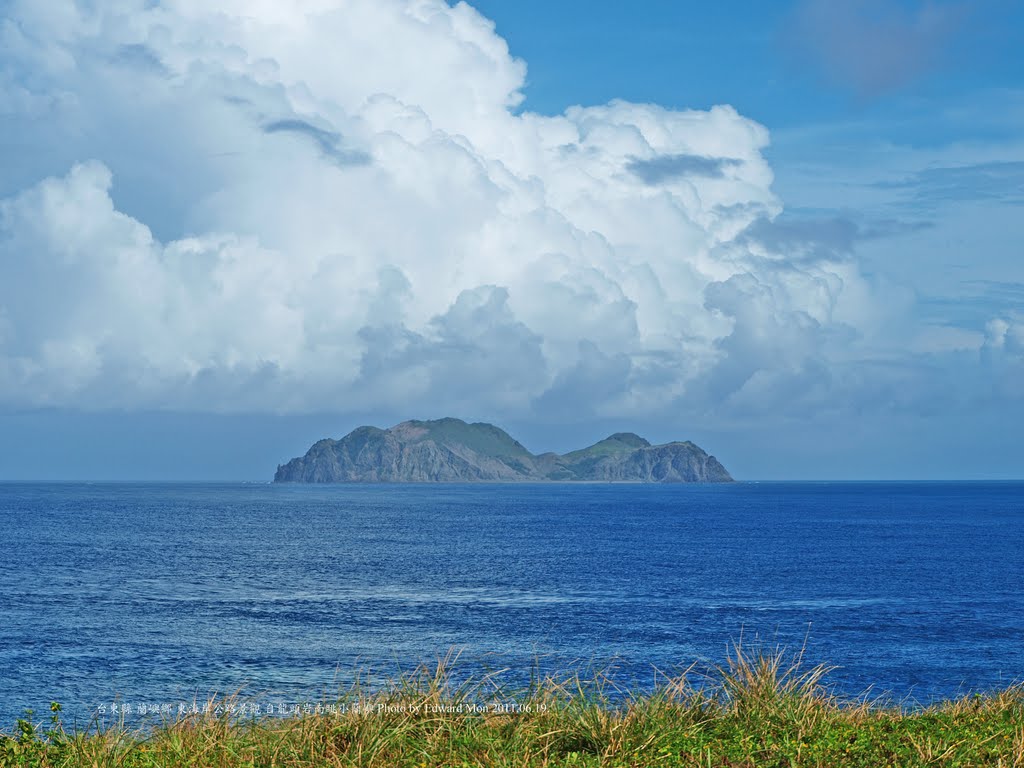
[0,0,1022,480]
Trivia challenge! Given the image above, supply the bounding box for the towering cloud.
[0,0,905,421]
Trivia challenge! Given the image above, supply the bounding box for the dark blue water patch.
[0,481,1022,725]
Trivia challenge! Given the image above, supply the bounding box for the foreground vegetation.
[3,647,1023,767]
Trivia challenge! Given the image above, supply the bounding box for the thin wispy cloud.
[875,161,1024,206]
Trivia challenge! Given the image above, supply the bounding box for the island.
[274,417,733,483]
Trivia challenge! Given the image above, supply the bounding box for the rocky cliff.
[274,418,733,483]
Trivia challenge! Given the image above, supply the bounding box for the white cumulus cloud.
[0,0,909,420]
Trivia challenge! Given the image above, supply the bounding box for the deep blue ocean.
[1,481,1022,727]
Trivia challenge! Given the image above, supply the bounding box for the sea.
[1,481,1022,727]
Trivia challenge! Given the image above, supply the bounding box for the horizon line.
[1,478,1022,484]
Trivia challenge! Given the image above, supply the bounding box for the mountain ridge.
[274,418,733,483]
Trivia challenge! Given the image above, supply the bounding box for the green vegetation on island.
[274,417,733,483]
[4,647,1023,767]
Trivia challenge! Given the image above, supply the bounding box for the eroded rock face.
[274,418,734,483]
[578,442,733,483]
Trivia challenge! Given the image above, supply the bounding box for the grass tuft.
[3,648,1023,767]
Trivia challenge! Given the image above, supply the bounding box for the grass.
[3,645,1023,767]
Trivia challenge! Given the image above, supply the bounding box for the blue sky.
[0,0,1022,480]
[470,1,1024,129]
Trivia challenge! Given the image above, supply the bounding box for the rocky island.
[274,418,733,483]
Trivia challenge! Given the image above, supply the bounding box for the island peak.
[274,420,732,483]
